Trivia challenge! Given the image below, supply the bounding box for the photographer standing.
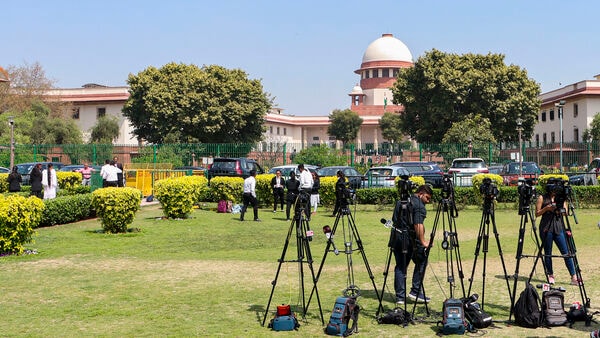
[298,164,313,220]
[332,170,346,216]
[535,182,578,285]
[390,185,433,305]
[285,171,300,221]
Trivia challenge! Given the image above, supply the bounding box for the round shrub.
[0,195,45,254]
[154,176,203,219]
[91,187,142,233]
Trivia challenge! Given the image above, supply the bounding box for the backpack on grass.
[441,298,468,335]
[542,290,568,326]
[463,295,492,329]
[325,296,359,336]
[513,282,541,328]
[267,304,300,331]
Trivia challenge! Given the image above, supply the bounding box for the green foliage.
[442,114,497,144]
[130,145,184,168]
[0,173,8,193]
[90,115,120,143]
[39,194,95,227]
[356,187,396,207]
[209,176,244,203]
[255,174,274,207]
[123,63,271,144]
[392,49,541,143]
[327,109,363,145]
[379,112,404,144]
[154,176,204,219]
[0,195,45,254]
[583,114,600,142]
[58,184,91,196]
[294,144,347,167]
[91,187,142,233]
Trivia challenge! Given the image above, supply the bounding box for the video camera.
[397,175,417,201]
[338,182,356,208]
[517,178,536,215]
[546,178,572,211]
[441,174,454,199]
[479,178,499,200]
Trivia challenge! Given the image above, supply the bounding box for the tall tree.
[327,109,363,145]
[123,63,271,144]
[90,116,120,143]
[391,49,541,143]
[441,114,496,144]
[379,112,404,143]
[583,113,600,142]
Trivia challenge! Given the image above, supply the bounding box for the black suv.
[16,162,65,185]
[391,161,444,188]
[207,158,264,180]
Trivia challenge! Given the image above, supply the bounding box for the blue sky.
[3,0,598,116]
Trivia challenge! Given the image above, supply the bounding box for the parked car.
[268,164,319,178]
[59,164,102,172]
[447,158,489,187]
[316,166,363,189]
[391,161,444,188]
[15,162,65,185]
[500,161,542,186]
[206,157,264,180]
[588,158,600,175]
[488,165,503,175]
[364,166,410,188]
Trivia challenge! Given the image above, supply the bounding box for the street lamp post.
[468,137,473,157]
[8,116,14,169]
[555,100,566,172]
[517,117,523,176]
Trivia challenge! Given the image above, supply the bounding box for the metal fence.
[1,141,598,172]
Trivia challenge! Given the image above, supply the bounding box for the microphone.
[322,226,339,255]
[380,218,393,228]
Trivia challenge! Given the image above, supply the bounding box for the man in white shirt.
[298,164,314,220]
[240,170,260,222]
[101,160,122,187]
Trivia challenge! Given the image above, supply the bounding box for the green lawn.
[2,202,599,337]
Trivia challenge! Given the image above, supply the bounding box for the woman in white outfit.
[42,163,58,199]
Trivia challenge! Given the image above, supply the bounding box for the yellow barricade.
[125,169,187,196]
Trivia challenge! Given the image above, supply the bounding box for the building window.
[574,127,579,142]
[382,69,389,77]
[354,96,360,105]
[574,103,578,118]
[551,132,555,143]
[283,128,287,136]
[72,107,80,119]
[372,69,379,78]
[328,136,336,140]
[312,136,319,141]
[97,107,106,118]
[543,133,547,145]
[541,111,546,122]
[364,70,370,79]
[276,127,280,135]
[269,126,273,134]
[393,69,399,77]
[549,109,554,121]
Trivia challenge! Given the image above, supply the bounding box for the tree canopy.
[583,113,600,142]
[379,112,404,144]
[90,116,120,144]
[123,63,272,144]
[391,49,541,143]
[327,109,363,145]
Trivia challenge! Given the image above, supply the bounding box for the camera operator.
[390,184,433,305]
[535,179,578,285]
[285,171,300,221]
[332,170,347,216]
[298,164,313,220]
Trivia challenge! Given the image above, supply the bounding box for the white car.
[268,164,318,179]
[364,166,410,188]
[447,158,489,186]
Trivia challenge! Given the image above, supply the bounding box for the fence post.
[350,144,355,165]
[489,142,493,164]
[153,145,157,165]
[33,144,37,162]
[93,144,97,165]
[283,143,287,165]
[419,143,423,161]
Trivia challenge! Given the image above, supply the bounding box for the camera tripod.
[528,202,590,309]
[307,200,384,315]
[467,196,513,311]
[508,194,547,321]
[262,193,324,326]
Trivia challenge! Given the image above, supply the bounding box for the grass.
[2,202,600,337]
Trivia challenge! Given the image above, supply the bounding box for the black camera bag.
[463,301,492,329]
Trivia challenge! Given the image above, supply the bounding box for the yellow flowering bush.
[91,187,142,233]
[209,176,244,202]
[0,195,45,254]
[154,176,206,218]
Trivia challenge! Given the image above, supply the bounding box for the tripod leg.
[300,217,325,324]
[509,214,528,321]
[467,210,487,298]
[562,215,591,308]
[488,208,514,311]
[262,218,297,326]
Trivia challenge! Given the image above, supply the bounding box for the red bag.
[277,304,291,316]
[217,200,227,213]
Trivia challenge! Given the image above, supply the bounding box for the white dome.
[362,34,413,63]
[350,84,363,95]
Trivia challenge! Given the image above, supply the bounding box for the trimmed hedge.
[209,176,244,203]
[0,195,45,254]
[154,176,208,219]
[39,193,95,227]
[91,187,142,233]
